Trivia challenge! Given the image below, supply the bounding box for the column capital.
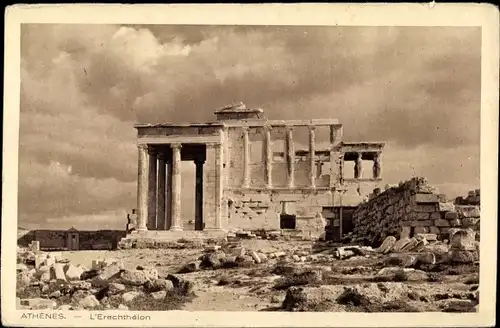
[285,126,294,132]
[241,126,249,132]
[138,144,148,151]
[309,125,317,131]
[171,143,182,150]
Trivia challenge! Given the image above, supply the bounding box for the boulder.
[166,274,194,294]
[230,247,246,257]
[150,290,166,300]
[49,290,62,298]
[91,262,123,287]
[51,263,67,282]
[78,295,101,309]
[117,304,129,310]
[120,270,149,286]
[65,264,85,281]
[221,256,238,268]
[72,281,92,290]
[282,285,345,311]
[235,255,255,267]
[450,229,476,251]
[144,278,174,293]
[122,291,144,303]
[179,260,201,273]
[456,206,480,218]
[107,282,126,295]
[200,251,226,269]
[377,236,397,254]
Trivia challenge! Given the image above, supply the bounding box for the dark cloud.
[19,24,480,229]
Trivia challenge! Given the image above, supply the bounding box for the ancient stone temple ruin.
[128,103,385,241]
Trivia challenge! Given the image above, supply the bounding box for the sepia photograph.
[2,4,498,328]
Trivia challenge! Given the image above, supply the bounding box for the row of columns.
[137,144,184,232]
[241,125,334,189]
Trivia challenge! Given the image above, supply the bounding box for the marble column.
[373,152,382,179]
[265,127,272,188]
[194,157,204,231]
[157,152,166,230]
[329,125,337,188]
[136,144,148,231]
[214,143,223,229]
[147,147,157,230]
[170,143,183,231]
[165,161,173,230]
[309,126,316,188]
[242,128,250,188]
[286,127,295,188]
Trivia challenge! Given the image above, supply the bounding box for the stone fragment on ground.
[122,291,143,302]
[377,236,396,254]
[19,298,57,310]
[78,295,100,309]
[450,229,476,251]
[91,262,123,287]
[64,264,85,281]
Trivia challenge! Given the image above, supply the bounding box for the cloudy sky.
[19,24,481,230]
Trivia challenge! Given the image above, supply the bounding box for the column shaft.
[286,128,295,188]
[309,126,316,187]
[166,161,173,230]
[373,152,382,179]
[242,128,250,188]
[157,154,166,230]
[265,127,272,188]
[194,159,204,231]
[329,125,337,188]
[147,148,157,230]
[137,145,148,231]
[170,144,183,231]
[214,144,222,229]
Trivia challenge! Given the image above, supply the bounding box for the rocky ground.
[16,230,479,312]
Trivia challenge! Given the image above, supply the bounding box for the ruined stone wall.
[225,190,337,238]
[17,230,127,250]
[352,177,480,244]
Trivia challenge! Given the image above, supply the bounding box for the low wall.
[17,230,127,251]
[352,177,480,245]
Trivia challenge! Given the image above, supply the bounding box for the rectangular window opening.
[280,214,296,230]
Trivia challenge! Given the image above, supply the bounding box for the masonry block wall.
[17,230,127,250]
[351,177,480,244]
